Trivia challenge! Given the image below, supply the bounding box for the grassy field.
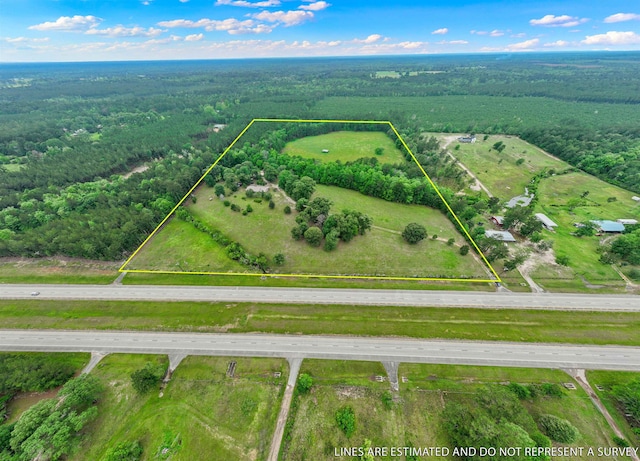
[2,299,640,346]
[437,133,640,290]
[281,131,404,165]
[75,354,286,461]
[128,183,489,279]
[440,134,567,198]
[283,361,623,461]
[586,370,640,447]
[0,257,119,284]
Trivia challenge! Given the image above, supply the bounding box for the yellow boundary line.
[120,119,501,283]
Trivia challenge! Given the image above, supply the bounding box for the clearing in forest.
[121,119,499,283]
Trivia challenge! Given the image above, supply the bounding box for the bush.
[541,383,563,397]
[447,238,455,246]
[431,234,438,239]
[508,382,531,400]
[613,436,629,447]
[130,363,165,395]
[230,203,240,212]
[214,185,225,196]
[459,245,470,256]
[538,414,580,443]
[269,200,275,209]
[103,440,143,461]
[223,200,231,207]
[245,189,255,198]
[246,204,253,213]
[284,205,291,214]
[381,391,393,409]
[297,373,313,394]
[402,223,427,244]
[304,226,323,247]
[555,255,570,266]
[335,406,356,438]
[273,253,285,265]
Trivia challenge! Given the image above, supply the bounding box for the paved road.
[1,330,640,371]
[1,284,639,311]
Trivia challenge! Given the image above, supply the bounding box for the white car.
[30,291,40,296]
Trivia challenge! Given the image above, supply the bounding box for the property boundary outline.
[120,118,502,283]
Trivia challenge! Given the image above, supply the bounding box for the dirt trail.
[441,135,494,197]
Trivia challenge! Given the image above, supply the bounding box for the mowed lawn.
[533,171,640,285]
[125,218,247,273]
[443,134,567,198]
[282,131,404,165]
[183,183,488,278]
[76,354,286,461]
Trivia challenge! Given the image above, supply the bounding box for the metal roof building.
[485,230,516,242]
[591,220,625,233]
[535,213,558,229]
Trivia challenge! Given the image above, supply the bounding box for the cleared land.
[440,133,640,290]
[282,361,621,461]
[0,257,118,284]
[128,183,489,279]
[2,299,640,345]
[75,354,286,461]
[282,131,404,164]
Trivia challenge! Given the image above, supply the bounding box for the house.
[591,220,625,233]
[485,230,516,242]
[490,216,504,227]
[457,134,476,143]
[617,219,638,225]
[535,213,558,231]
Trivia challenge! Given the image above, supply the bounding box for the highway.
[1,330,640,371]
[1,284,639,311]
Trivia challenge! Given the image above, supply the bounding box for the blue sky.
[1,0,640,61]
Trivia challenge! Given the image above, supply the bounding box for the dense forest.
[0,52,639,261]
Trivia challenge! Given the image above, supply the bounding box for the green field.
[443,134,567,198]
[127,183,490,279]
[2,299,640,346]
[437,134,640,290]
[75,354,285,461]
[281,131,404,165]
[282,361,622,461]
[0,258,119,284]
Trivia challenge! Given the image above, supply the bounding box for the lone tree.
[131,363,165,394]
[402,223,427,244]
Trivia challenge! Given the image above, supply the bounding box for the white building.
[535,213,558,230]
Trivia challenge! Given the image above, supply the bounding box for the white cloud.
[544,40,570,47]
[507,38,540,50]
[28,15,101,32]
[448,40,469,45]
[185,33,204,41]
[489,29,504,37]
[215,0,281,7]
[353,34,382,44]
[471,29,503,37]
[604,13,640,23]
[511,32,526,38]
[432,28,448,35]
[4,37,50,43]
[299,1,330,11]
[530,14,588,27]
[86,26,165,38]
[179,0,189,3]
[158,18,272,34]
[251,10,314,26]
[582,31,640,45]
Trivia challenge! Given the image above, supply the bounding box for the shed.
[632,196,640,202]
[535,213,558,230]
[591,220,625,233]
[617,219,638,225]
[457,135,476,143]
[485,230,516,242]
[490,216,504,226]
[322,149,329,153]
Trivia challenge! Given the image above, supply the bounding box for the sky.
[1,0,640,62]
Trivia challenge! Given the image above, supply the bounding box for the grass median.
[1,299,640,346]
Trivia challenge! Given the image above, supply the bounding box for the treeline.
[521,127,640,194]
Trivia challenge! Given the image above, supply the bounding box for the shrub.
[131,363,165,395]
[103,440,143,461]
[431,234,438,239]
[459,245,470,256]
[335,406,356,438]
[402,223,427,244]
[230,203,240,212]
[381,391,393,409]
[246,204,253,213]
[541,383,564,397]
[284,205,292,214]
[297,373,313,394]
[245,189,255,198]
[447,238,455,246]
[269,200,275,209]
[555,255,570,266]
[613,436,629,447]
[214,185,225,196]
[273,253,285,265]
[223,200,231,207]
[538,414,580,443]
[507,382,531,400]
[304,226,323,247]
